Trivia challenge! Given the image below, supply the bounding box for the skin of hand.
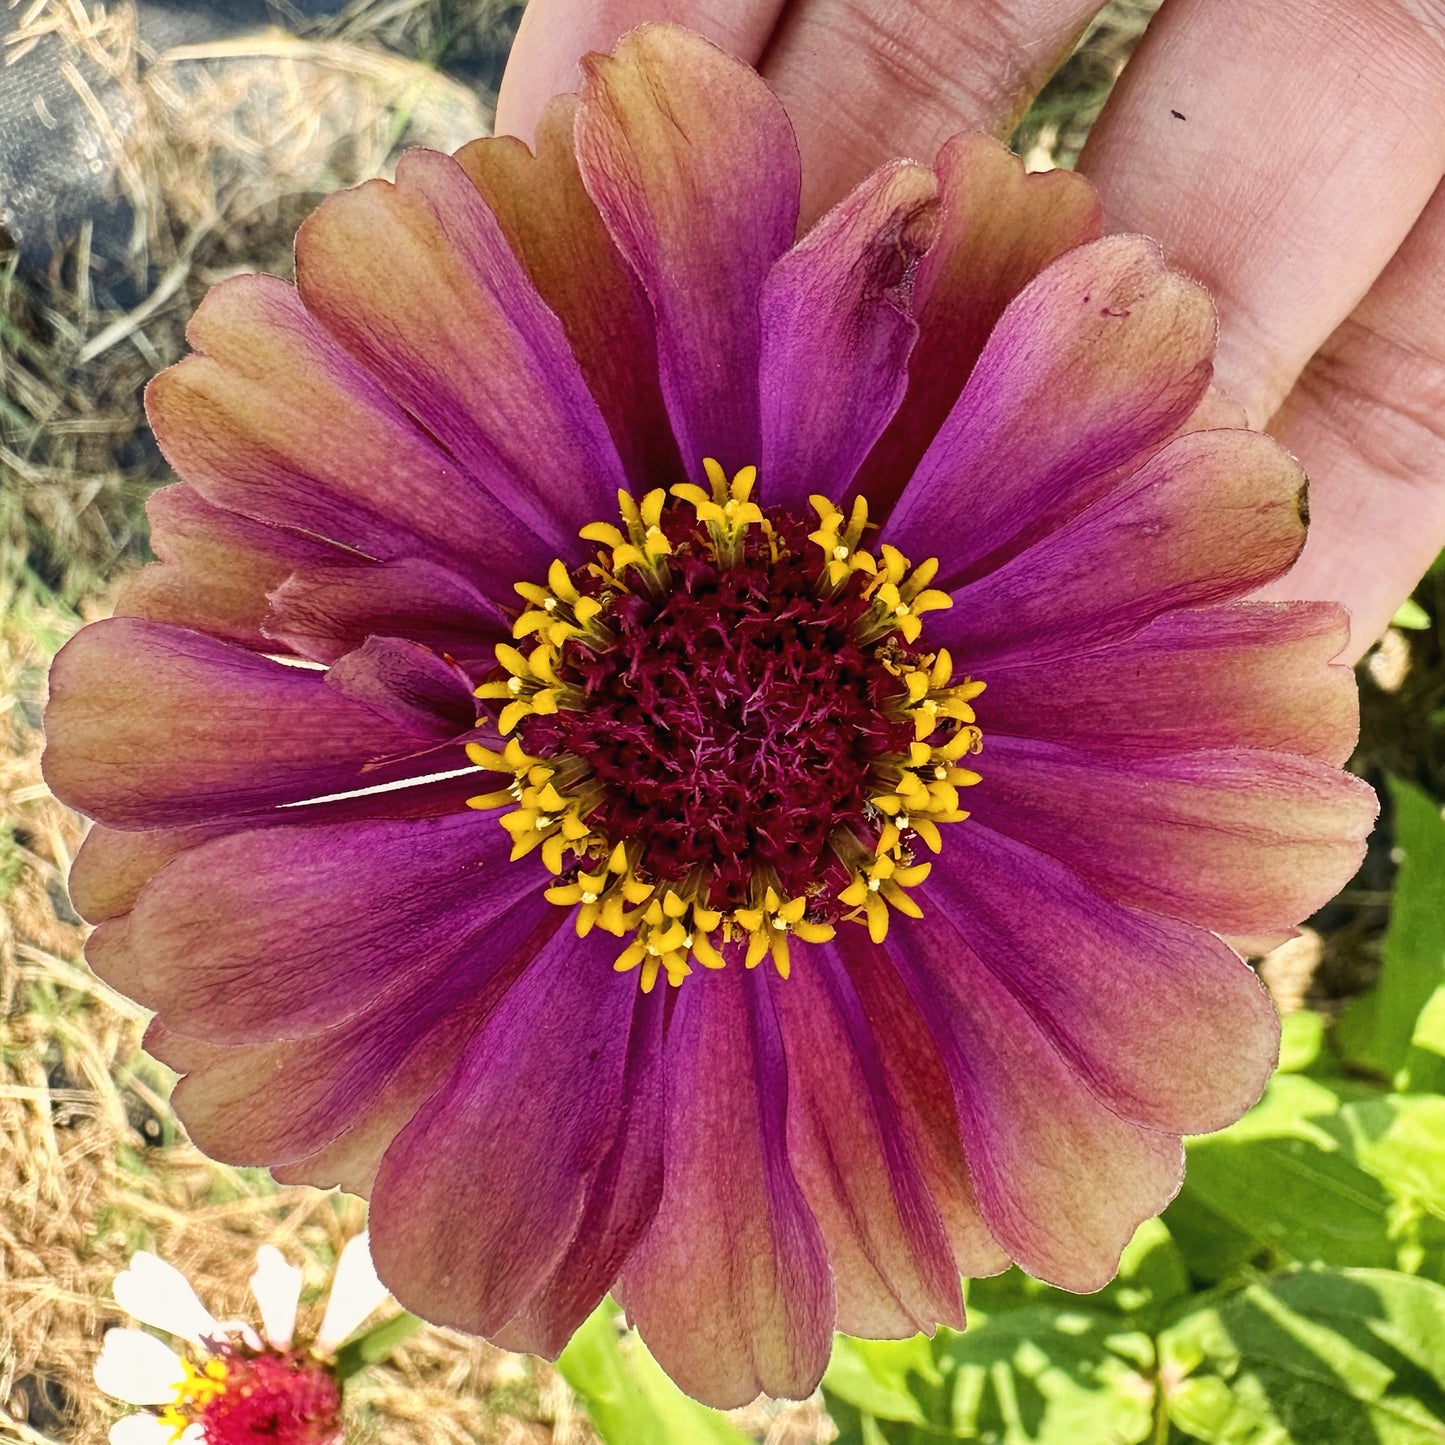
[496,0,1445,665]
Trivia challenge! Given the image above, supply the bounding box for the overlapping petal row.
[44,23,1375,1410]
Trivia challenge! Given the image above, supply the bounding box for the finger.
[1080,0,1445,427]
[761,0,1106,223]
[1258,180,1445,661]
[495,0,786,142]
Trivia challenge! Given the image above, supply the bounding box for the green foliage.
[1159,1270,1445,1444]
[557,1303,753,1445]
[1391,599,1432,632]
[1336,780,1445,1082]
[334,1311,426,1382]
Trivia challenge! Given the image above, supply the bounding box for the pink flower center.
[192,1351,341,1445]
[469,463,986,991]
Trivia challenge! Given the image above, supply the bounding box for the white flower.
[95,1232,389,1444]
[315,1232,390,1355]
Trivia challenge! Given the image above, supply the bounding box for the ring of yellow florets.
[155,1347,342,1444]
[467,460,984,993]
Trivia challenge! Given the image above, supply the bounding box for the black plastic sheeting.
[0,1,510,283]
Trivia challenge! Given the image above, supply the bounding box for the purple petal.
[109,812,537,1042]
[265,556,506,668]
[491,987,666,1358]
[575,24,801,479]
[853,134,1101,516]
[774,946,963,1336]
[979,600,1358,764]
[455,96,682,492]
[69,764,497,928]
[368,930,653,1338]
[888,899,1187,1292]
[759,160,938,510]
[834,930,1010,1280]
[146,275,560,599]
[972,735,1376,935]
[166,892,559,1192]
[43,618,475,828]
[884,235,1215,583]
[930,428,1308,669]
[920,822,1281,1137]
[117,484,342,651]
[323,636,477,736]
[295,148,627,548]
[620,965,834,1408]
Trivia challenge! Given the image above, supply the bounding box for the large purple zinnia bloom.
[45,24,1375,1408]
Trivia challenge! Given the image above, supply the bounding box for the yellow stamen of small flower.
[469,467,983,988]
[157,1357,228,1441]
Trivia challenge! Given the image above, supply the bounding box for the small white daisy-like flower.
[95,1233,390,1445]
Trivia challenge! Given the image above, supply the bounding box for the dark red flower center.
[519,510,916,903]
[469,464,985,990]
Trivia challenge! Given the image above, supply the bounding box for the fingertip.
[495,0,784,143]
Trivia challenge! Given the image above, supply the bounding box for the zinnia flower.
[94,1233,388,1443]
[47,23,1375,1409]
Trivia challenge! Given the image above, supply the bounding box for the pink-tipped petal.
[921,823,1282,1139]
[759,160,939,510]
[575,24,801,479]
[116,484,340,651]
[973,735,1377,935]
[67,760,496,926]
[979,600,1359,765]
[933,428,1308,668]
[163,892,557,1181]
[265,557,506,668]
[116,813,533,1043]
[774,947,963,1337]
[295,149,627,549]
[835,929,1010,1281]
[886,235,1216,582]
[42,618,472,829]
[492,990,666,1358]
[368,933,655,1341]
[322,636,477,736]
[854,134,1101,515]
[621,965,834,1409]
[146,274,557,600]
[455,96,681,491]
[890,906,1187,1292]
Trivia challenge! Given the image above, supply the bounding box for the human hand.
[497,0,1445,664]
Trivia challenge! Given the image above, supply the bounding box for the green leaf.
[825,1307,1156,1445]
[825,1333,941,1427]
[935,1307,1157,1444]
[1338,780,1445,1081]
[1159,1268,1445,1443]
[556,1302,752,1445]
[1173,1076,1445,1282]
[1400,986,1445,1094]
[1175,1075,1400,1275]
[1277,1009,1327,1075]
[1391,598,1432,631]
[333,1311,425,1382]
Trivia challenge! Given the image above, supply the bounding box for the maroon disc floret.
[522,510,916,904]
